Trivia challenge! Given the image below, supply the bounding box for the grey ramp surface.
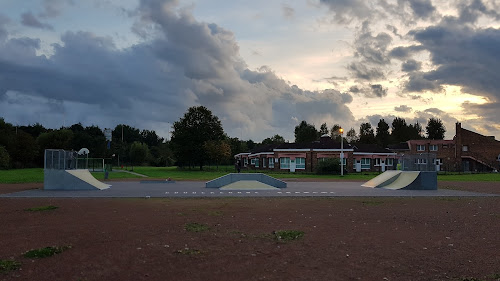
[1,181,495,198]
[220,180,279,190]
[382,171,437,190]
[206,173,286,188]
[361,170,402,188]
[382,171,420,190]
[44,169,111,190]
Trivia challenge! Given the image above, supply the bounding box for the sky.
[1,0,499,142]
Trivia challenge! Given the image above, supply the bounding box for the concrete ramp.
[44,169,111,190]
[220,180,279,190]
[206,173,286,189]
[362,171,437,190]
[361,170,402,188]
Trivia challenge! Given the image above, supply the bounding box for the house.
[389,123,500,172]
[235,135,398,173]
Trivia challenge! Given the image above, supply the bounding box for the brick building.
[391,123,500,172]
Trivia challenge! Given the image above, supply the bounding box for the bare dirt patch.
[0,183,42,195]
[0,197,499,281]
[439,181,500,195]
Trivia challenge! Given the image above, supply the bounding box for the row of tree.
[293,117,446,147]
[0,105,447,170]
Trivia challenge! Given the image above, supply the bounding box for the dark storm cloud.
[348,84,387,98]
[0,0,356,141]
[347,62,385,81]
[406,22,500,100]
[353,21,392,65]
[457,0,500,23]
[389,45,425,60]
[394,105,412,112]
[406,0,436,19]
[319,0,373,23]
[21,12,53,30]
[462,101,500,123]
[401,59,421,72]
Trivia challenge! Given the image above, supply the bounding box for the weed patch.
[23,245,71,259]
[208,210,223,216]
[24,205,58,212]
[362,201,384,206]
[273,230,305,242]
[184,222,210,232]
[175,248,202,255]
[0,260,21,274]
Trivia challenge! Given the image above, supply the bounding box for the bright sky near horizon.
[1,0,499,142]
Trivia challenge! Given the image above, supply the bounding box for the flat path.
[0,181,495,198]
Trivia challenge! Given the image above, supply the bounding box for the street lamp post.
[340,127,344,177]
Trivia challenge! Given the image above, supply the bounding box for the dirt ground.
[1,180,499,281]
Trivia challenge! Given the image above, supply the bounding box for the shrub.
[0,260,21,273]
[316,158,341,174]
[0,146,10,169]
[23,246,71,259]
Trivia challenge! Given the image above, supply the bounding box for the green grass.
[0,260,21,274]
[274,230,305,242]
[184,222,211,232]
[23,246,71,259]
[2,166,500,184]
[175,248,202,255]
[24,205,59,212]
[0,168,44,183]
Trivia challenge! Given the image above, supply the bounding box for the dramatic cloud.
[401,59,422,72]
[348,84,387,98]
[353,21,392,65]
[347,62,385,81]
[21,12,53,30]
[0,0,356,141]
[394,105,412,112]
[319,0,372,23]
[406,0,436,19]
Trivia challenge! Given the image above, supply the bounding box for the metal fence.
[400,153,438,172]
[44,149,78,170]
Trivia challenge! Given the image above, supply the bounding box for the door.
[435,159,441,172]
[290,159,296,173]
[381,160,386,172]
[355,160,361,172]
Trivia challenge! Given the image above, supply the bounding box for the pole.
[340,128,344,177]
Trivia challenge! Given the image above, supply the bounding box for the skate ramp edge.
[361,170,402,188]
[44,169,111,190]
[206,173,286,188]
[366,171,438,190]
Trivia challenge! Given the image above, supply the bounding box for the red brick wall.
[456,123,500,171]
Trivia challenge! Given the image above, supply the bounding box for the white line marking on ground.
[286,192,291,194]
[201,192,205,194]
[295,192,300,194]
[313,192,318,194]
[183,192,187,194]
[210,192,214,194]
[174,192,178,194]
[277,192,282,194]
[254,192,258,194]
[329,192,335,194]
[192,192,196,194]
[321,192,327,194]
[237,192,241,194]
[228,192,232,194]
[246,192,250,194]
[165,192,169,194]
[220,192,224,194]
[304,192,309,194]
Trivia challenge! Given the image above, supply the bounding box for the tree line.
[0,106,446,170]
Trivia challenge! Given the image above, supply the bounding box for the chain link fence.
[400,153,438,172]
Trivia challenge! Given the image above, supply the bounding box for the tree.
[391,117,409,143]
[262,134,285,145]
[0,145,10,169]
[246,140,256,150]
[141,129,164,147]
[170,106,225,170]
[345,128,358,143]
[330,124,342,141]
[129,141,149,168]
[409,122,424,140]
[359,123,376,144]
[10,131,39,168]
[375,119,391,147]
[37,129,74,151]
[294,121,319,143]
[426,118,446,139]
[204,140,231,169]
[319,123,329,136]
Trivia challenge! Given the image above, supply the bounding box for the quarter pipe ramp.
[362,171,437,190]
[44,169,111,190]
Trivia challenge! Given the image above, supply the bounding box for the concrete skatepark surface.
[0,180,496,198]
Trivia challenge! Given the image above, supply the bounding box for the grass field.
[1,166,500,183]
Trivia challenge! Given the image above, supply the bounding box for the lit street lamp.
[339,127,344,176]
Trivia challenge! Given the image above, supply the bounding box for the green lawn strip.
[91,171,142,180]
[23,246,71,259]
[0,168,44,183]
[0,260,21,274]
[24,205,59,212]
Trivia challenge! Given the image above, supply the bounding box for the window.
[280,157,290,169]
[255,158,259,168]
[386,158,394,166]
[296,157,305,169]
[414,158,427,165]
[250,158,255,165]
[375,158,381,166]
[443,144,449,148]
[430,144,438,151]
[269,158,274,168]
[244,158,248,167]
[361,158,370,169]
[417,145,426,151]
[462,145,469,152]
[263,158,266,168]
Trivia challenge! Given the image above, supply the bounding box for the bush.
[0,146,10,169]
[316,158,341,174]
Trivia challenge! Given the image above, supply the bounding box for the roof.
[352,143,393,154]
[387,142,409,151]
[249,144,280,154]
